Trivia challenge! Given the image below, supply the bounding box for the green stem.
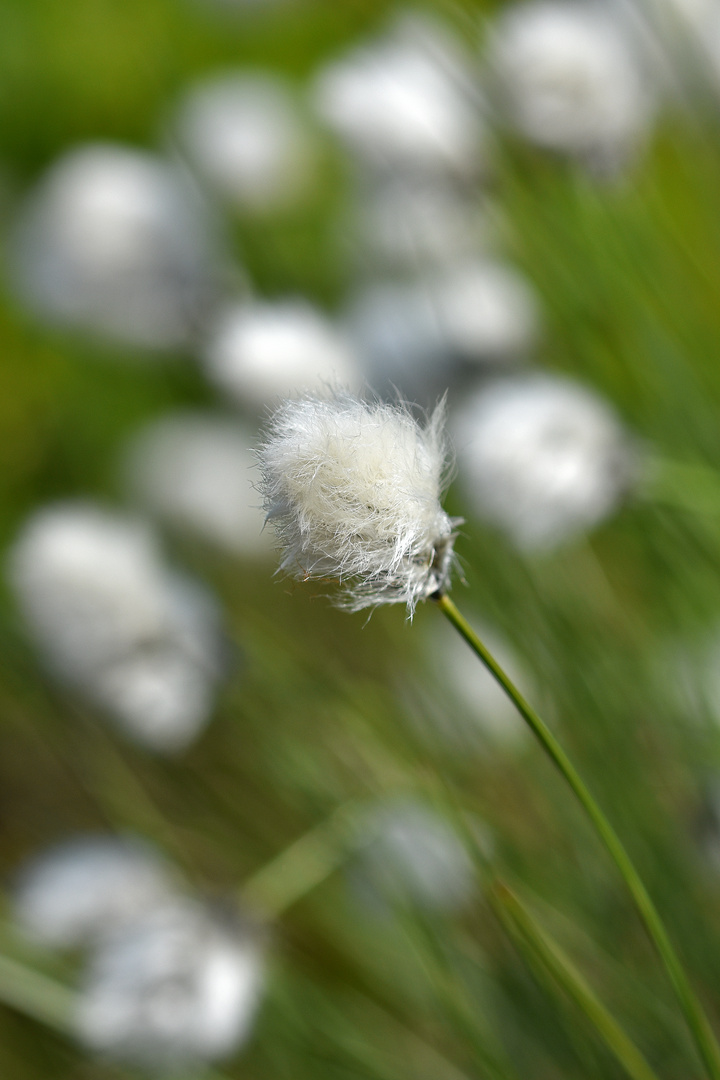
[643,458,720,517]
[490,881,660,1080]
[0,952,75,1034]
[240,802,361,921]
[436,593,720,1080]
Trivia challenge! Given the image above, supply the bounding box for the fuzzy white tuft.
[486,1,655,168]
[258,393,459,614]
[75,898,264,1069]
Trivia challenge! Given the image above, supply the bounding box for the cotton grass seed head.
[13,835,176,949]
[258,393,459,614]
[75,898,265,1070]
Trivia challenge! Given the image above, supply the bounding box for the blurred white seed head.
[351,796,479,912]
[123,412,269,557]
[311,11,486,179]
[174,71,317,213]
[7,504,224,752]
[452,375,638,551]
[345,280,450,402]
[622,0,720,48]
[13,836,177,949]
[203,300,361,410]
[75,898,264,1070]
[350,173,494,272]
[8,144,225,351]
[346,259,537,402]
[606,0,720,108]
[486,1,655,166]
[258,393,459,614]
[430,258,539,363]
[693,6,720,88]
[91,575,224,753]
[9,505,177,677]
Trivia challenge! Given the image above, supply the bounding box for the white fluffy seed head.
[9,144,222,351]
[75,898,264,1070]
[203,300,361,409]
[351,796,478,912]
[122,412,269,557]
[7,503,225,752]
[174,71,316,213]
[12,836,177,949]
[452,375,637,550]
[258,393,459,614]
[311,12,486,179]
[486,0,655,165]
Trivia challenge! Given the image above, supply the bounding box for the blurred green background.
[5,1,720,1078]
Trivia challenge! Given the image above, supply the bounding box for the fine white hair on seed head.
[257,392,460,615]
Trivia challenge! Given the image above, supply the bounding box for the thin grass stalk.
[489,881,661,1080]
[436,592,720,1080]
[240,801,362,920]
[0,952,74,1034]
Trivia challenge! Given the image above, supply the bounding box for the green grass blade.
[490,881,660,1080]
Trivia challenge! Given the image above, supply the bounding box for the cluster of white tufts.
[8,144,225,352]
[122,412,269,558]
[350,796,479,914]
[2,6,651,649]
[452,375,638,551]
[2,2,674,428]
[7,504,225,752]
[12,837,264,1070]
[485,0,655,168]
[308,8,550,407]
[174,71,317,213]
[258,394,459,614]
[203,300,362,409]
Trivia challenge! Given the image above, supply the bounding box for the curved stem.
[436,593,720,1080]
